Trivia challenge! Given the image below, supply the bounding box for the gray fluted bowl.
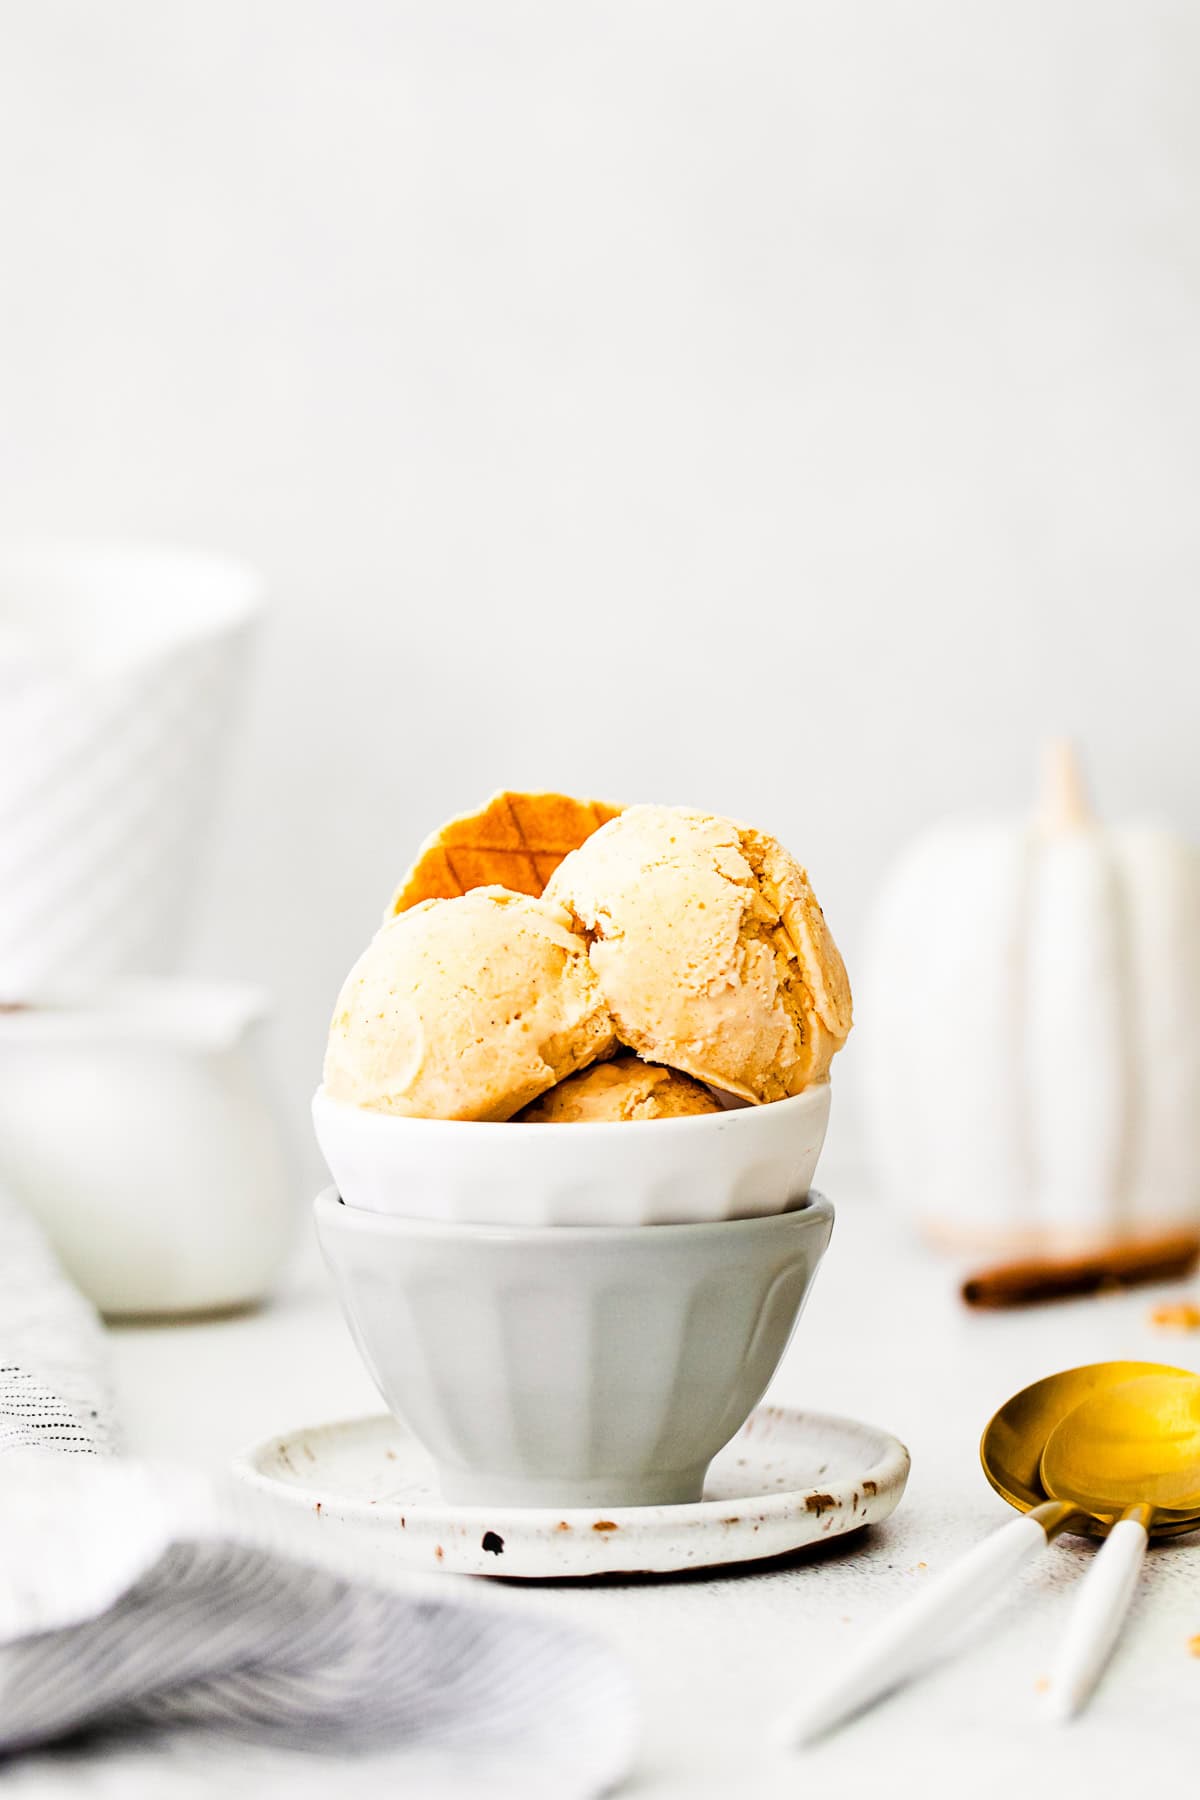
[315,1187,834,1509]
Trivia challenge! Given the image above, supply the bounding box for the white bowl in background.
[312,1079,831,1227]
[0,541,260,998]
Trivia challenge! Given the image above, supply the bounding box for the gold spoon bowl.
[980,1359,1198,1538]
[1040,1372,1200,1524]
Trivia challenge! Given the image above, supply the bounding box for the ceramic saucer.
[233,1405,909,1579]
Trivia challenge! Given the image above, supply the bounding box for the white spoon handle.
[1042,1507,1151,1722]
[775,1504,1072,1748]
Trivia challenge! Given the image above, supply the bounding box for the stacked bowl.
[314,1086,834,1508]
[313,800,848,1510]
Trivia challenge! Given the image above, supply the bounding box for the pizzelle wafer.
[388,790,622,915]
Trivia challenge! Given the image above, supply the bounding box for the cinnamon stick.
[961,1231,1200,1309]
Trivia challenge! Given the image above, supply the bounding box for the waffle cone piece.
[389,791,622,915]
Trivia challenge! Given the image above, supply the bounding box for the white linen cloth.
[0,1189,636,1797]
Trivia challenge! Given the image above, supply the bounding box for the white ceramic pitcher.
[0,980,295,1316]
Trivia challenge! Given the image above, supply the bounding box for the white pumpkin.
[860,744,1200,1253]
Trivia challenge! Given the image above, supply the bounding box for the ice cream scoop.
[519,1055,722,1123]
[545,806,852,1103]
[323,886,616,1120]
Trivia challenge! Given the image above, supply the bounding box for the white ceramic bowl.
[315,1186,835,1507]
[312,1079,831,1226]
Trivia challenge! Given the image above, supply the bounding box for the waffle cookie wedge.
[389,790,622,915]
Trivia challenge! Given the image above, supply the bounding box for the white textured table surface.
[111,1175,1200,1796]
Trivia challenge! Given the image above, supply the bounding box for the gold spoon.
[1036,1371,1200,1719]
[978,1358,1198,1532]
[776,1360,1192,1747]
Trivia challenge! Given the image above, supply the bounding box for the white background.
[3,2,1199,1179]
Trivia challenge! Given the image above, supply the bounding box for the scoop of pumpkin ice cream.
[323,887,616,1119]
[519,1055,722,1123]
[544,806,852,1103]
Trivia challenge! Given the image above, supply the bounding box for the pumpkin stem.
[1038,739,1092,831]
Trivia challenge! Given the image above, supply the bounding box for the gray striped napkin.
[0,1186,635,1797]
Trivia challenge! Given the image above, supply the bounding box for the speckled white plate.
[233,1405,909,1579]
